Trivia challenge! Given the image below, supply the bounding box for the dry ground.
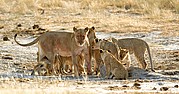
[0,0,179,93]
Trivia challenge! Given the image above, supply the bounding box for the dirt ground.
[0,8,179,94]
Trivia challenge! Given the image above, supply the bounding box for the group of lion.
[14,26,155,79]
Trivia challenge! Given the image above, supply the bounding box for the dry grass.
[0,0,179,36]
[0,0,179,15]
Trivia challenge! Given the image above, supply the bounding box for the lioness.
[112,38,155,72]
[100,49,128,80]
[14,27,91,77]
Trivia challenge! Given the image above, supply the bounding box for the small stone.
[122,85,129,87]
[174,85,178,88]
[2,56,13,60]
[17,24,22,27]
[158,82,163,85]
[175,58,179,61]
[133,82,141,87]
[152,87,157,90]
[135,86,141,89]
[135,79,143,83]
[3,36,10,41]
[32,24,39,29]
[0,26,4,29]
[160,87,169,91]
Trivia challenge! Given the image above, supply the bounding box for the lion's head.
[73,27,89,46]
[99,49,111,61]
[87,26,97,47]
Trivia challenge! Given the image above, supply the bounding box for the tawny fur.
[14,27,91,77]
[100,50,128,80]
[112,38,155,72]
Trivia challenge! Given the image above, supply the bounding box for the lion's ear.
[107,50,111,53]
[95,38,99,43]
[92,26,95,30]
[84,27,88,33]
[73,27,77,32]
[100,49,103,53]
[95,38,102,43]
[111,37,117,43]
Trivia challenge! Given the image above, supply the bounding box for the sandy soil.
[0,8,179,94]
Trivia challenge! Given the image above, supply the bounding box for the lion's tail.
[145,42,155,72]
[14,33,39,46]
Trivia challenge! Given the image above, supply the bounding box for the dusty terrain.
[0,1,179,93]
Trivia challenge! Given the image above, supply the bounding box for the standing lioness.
[14,27,91,77]
[112,38,155,72]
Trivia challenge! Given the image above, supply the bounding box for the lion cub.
[100,49,128,80]
[32,54,85,76]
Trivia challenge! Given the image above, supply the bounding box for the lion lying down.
[32,54,84,76]
[14,27,91,77]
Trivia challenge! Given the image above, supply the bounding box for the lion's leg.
[61,57,72,74]
[113,68,127,80]
[72,55,79,77]
[84,48,92,75]
[105,63,111,79]
[93,58,98,74]
[93,49,102,75]
[126,54,131,69]
[77,55,84,75]
[45,62,52,76]
[63,61,70,73]
[56,55,61,75]
[112,68,121,80]
[134,51,147,69]
[67,60,73,73]
[99,63,106,78]
[93,50,98,74]
[52,55,57,75]
[51,54,61,75]
[36,52,39,62]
